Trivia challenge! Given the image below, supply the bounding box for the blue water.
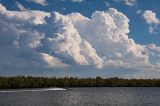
[0,87,160,106]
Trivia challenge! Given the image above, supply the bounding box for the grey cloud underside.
[0,4,160,78]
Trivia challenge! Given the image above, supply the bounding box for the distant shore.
[0,76,160,89]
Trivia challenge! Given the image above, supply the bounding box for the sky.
[0,0,160,78]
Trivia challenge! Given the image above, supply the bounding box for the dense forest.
[0,76,160,89]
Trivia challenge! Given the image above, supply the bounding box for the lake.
[0,87,160,106]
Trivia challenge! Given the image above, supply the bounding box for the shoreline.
[1,76,160,89]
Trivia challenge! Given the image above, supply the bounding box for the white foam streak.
[0,88,67,93]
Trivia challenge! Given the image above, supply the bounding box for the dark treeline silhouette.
[0,76,160,89]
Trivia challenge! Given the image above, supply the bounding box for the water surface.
[0,87,160,106]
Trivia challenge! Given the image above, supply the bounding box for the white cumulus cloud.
[143,10,159,25]
[0,4,66,69]
[43,12,103,68]
[143,10,160,34]
[69,8,148,67]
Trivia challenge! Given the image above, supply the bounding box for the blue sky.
[0,0,160,78]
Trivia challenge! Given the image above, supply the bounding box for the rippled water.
[0,87,160,106]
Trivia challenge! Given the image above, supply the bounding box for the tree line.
[0,76,160,89]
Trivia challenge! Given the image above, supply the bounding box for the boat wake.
[0,88,67,93]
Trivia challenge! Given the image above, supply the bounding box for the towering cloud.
[68,8,148,68]
[44,12,104,68]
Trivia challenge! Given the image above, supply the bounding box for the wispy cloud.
[27,0,48,6]
[113,0,137,6]
[15,1,27,11]
[61,0,83,3]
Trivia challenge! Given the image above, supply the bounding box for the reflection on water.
[0,87,160,106]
